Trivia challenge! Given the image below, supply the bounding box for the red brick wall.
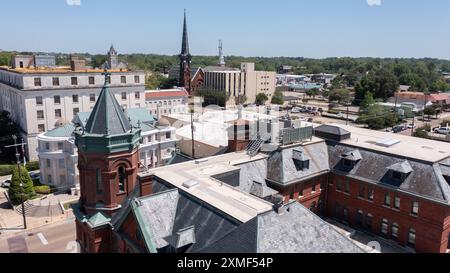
[117,213,147,253]
[326,173,450,253]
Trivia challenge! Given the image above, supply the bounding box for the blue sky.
[1,0,450,59]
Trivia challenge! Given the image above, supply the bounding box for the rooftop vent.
[376,139,401,148]
[182,180,199,189]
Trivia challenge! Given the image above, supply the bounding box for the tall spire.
[179,9,192,92]
[219,40,225,67]
[85,71,131,135]
[181,9,190,56]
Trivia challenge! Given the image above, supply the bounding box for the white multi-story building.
[0,52,145,161]
[145,89,189,117]
[203,63,276,107]
[37,108,177,190]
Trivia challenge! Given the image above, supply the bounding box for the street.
[0,219,77,253]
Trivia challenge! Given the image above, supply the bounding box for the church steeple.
[181,9,190,57]
[179,9,192,93]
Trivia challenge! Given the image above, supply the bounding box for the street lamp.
[11,135,27,230]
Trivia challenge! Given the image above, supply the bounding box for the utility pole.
[346,103,350,126]
[5,135,28,230]
[411,114,416,137]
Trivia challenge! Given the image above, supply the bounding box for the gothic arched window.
[118,167,126,193]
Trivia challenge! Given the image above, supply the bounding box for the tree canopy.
[8,165,35,205]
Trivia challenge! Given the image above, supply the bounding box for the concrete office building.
[203,63,276,107]
[0,50,145,160]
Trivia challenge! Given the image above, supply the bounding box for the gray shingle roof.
[132,188,241,253]
[267,141,330,185]
[85,84,131,135]
[328,143,450,203]
[200,202,364,253]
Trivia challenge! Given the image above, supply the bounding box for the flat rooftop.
[327,124,450,163]
[0,66,134,74]
[139,152,273,223]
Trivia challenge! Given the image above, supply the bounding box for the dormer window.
[292,149,310,171]
[386,160,413,186]
[340,150,362,170]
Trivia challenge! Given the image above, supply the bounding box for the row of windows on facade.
[44,158,66,169]
[335,203,417,247]
[45,174,67,185]
[146,99,184,106]
[33,75,141,87]
[289,179,326,200]
[334,177,420,216]
[35,92,141,106]
[41,142,65,151]
[149,108,187,116]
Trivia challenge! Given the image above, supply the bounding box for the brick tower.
[74,72,141,253]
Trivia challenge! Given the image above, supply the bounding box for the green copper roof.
[85,75,131,135]
[88,212,111,228]
[44,124,75,138]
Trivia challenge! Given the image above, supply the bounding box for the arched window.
[96,168,103,194]
[118,167,126,193]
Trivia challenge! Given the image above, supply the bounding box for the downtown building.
[0,46,145,160]
[72,73,364,254]
[73,97,450,253]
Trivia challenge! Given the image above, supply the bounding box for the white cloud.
[367,0,382,6]
[66,0,81,6]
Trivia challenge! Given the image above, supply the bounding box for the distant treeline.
[2,51,450,96]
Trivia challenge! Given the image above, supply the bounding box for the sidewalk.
[0,188,78,237]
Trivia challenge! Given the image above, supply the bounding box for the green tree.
[357,104,401,130]
[306,88,320,99]
[354,68,399,104]
[255,93,269,105]
[271,90,285,105]
[328,89,352,105]
[423,106,436,120]
[0,111,21,163]
[414,124,431,139]
[8,165,35,205]
[360,92,375,110]
[197,88,228,107]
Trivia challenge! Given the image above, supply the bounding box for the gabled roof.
[84,80,131,135]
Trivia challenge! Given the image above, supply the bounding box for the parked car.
[393,125,406,133]
[1,180,11,188]
[291,107,301,113]
[29,171,40,181]
[407,124,417,129]
[434,127,450,135]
